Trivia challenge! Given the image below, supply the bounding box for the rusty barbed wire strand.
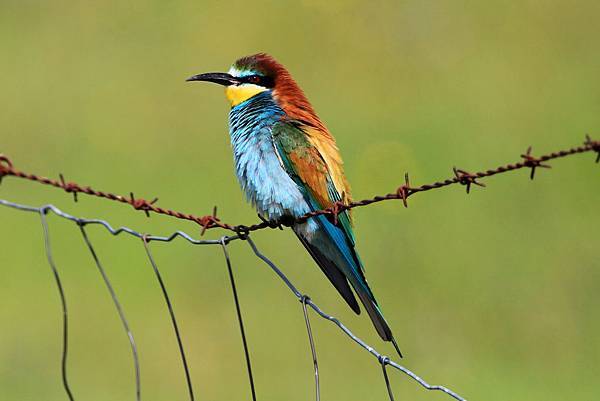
[1,136,598,236]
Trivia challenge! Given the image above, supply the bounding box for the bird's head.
[187,54,322,128]
[187,53,281,107]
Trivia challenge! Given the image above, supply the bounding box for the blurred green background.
[1,1,599,400]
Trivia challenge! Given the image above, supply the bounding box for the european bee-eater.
[187,53,401,356]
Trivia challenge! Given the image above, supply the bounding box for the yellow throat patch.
[225,84,268,107]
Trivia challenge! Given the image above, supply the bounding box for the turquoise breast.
[228,92,311,221]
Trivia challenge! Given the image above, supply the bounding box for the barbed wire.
[0,199,466,401]
[1,135,598,237]
[1,135,598,400]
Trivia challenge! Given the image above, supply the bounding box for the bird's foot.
[257,213,294,229]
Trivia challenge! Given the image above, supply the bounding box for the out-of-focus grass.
[1,1,599,400]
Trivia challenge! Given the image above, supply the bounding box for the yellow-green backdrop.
[1,1,599,400]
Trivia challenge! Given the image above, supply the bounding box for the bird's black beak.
[186,72,240,86]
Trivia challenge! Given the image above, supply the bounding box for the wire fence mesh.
[0,199,466,401]
[0,136,598,400]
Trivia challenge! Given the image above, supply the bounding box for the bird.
[187,53,401,357]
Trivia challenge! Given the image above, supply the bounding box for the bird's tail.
[353,283,394,342]
[294,215,400,356]
[346,267,403,357]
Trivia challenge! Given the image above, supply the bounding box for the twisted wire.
[1,136,597,235]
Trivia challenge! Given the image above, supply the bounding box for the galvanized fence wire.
[79,223,142,401]
[39,210,74,401]
[219,237,257,401]
[301,295,320,401]
[142,236,195,401]
[0,199,466,401]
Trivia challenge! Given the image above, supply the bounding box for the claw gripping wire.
[257,213,285,230]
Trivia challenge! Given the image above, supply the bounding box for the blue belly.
[228,92,311,221]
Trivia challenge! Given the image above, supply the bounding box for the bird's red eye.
[248,76,261,84]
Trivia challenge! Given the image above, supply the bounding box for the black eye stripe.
[240,75,274,88]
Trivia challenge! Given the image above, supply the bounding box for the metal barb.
[396,173,411,208]
[39,210,75,401]
[453,167,486,194]
[141,236,195,401]
[0,154,13,184]
[220,237,257,401]
[520,146,551,180]
[129,192,159,217]
[379,356,395,401]
[199,207,220,236]
[330,201,347,226]
[78,224,141,401]
[59,173,79,202]
[301,295,320,401]
[585,134,600,163]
